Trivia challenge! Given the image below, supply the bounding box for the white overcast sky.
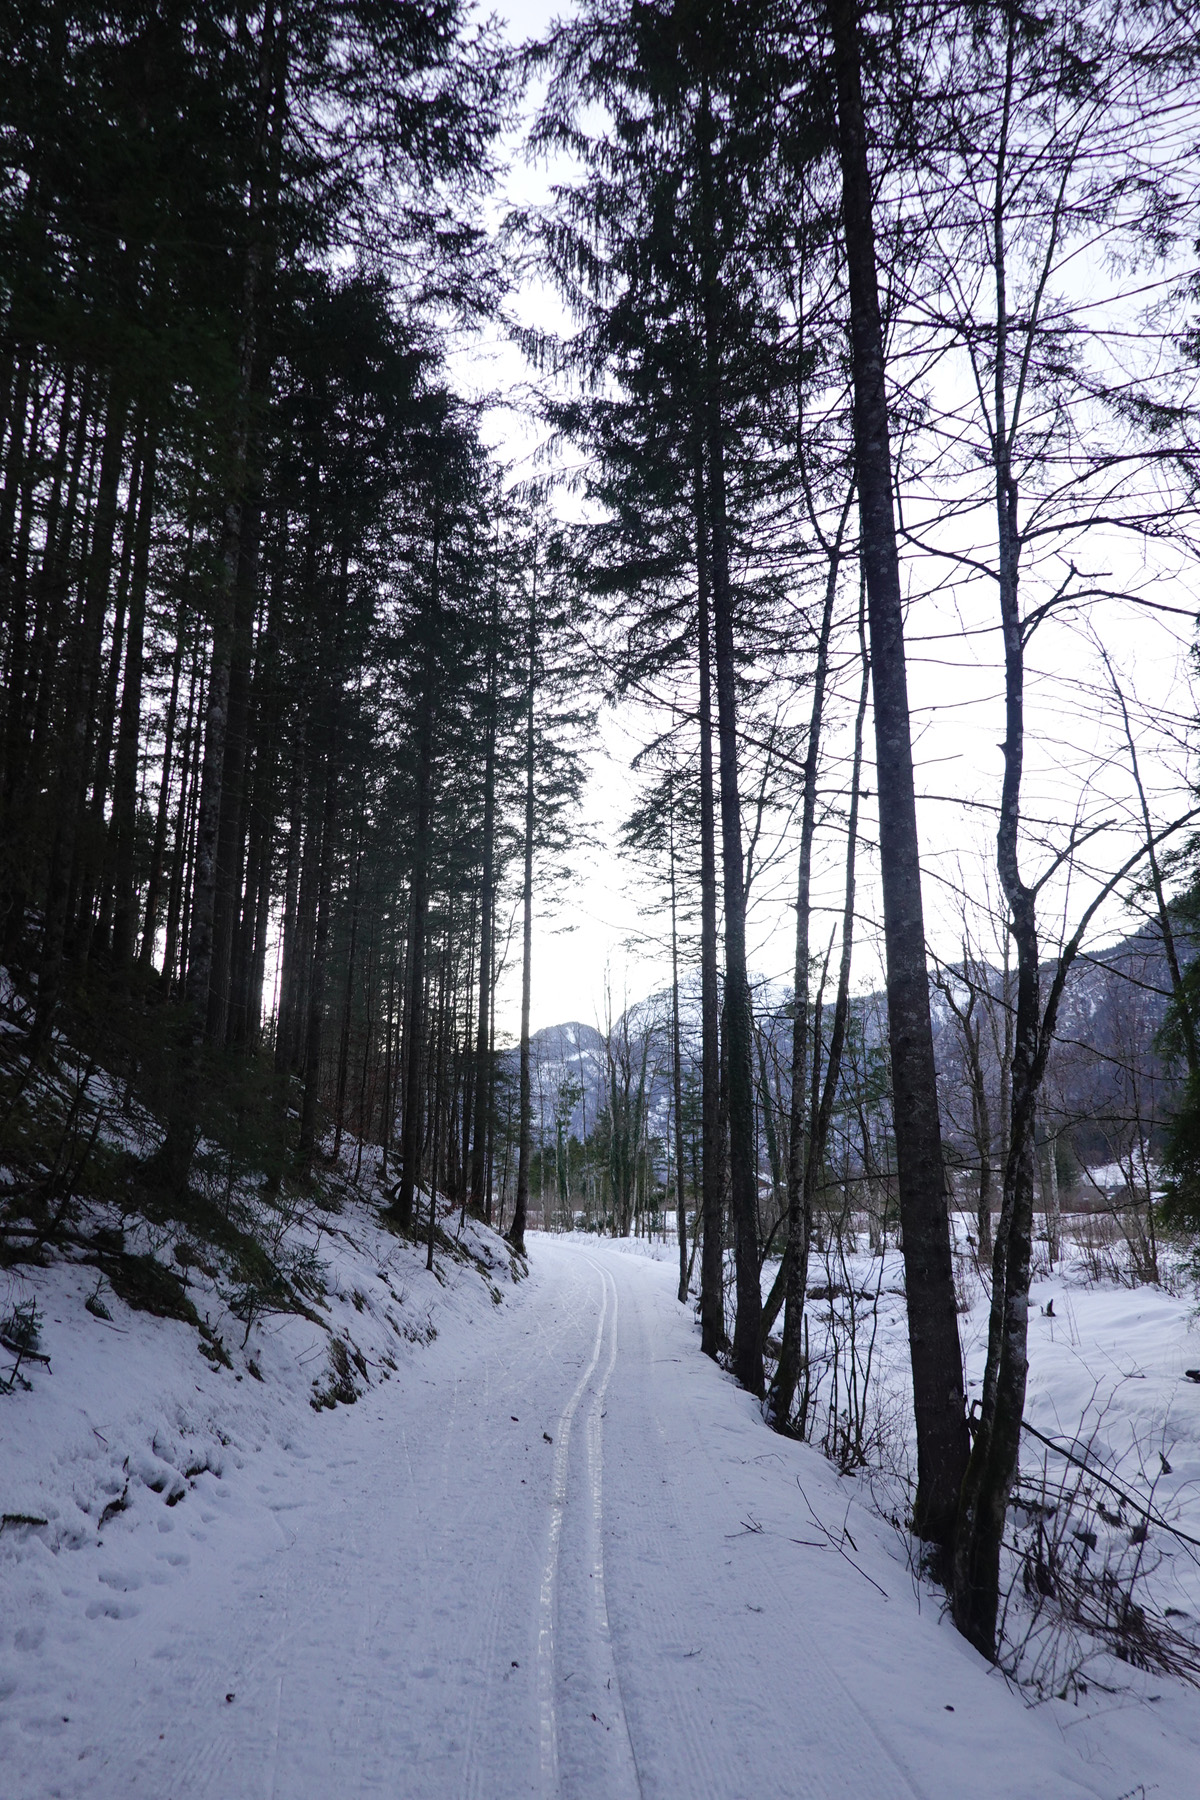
[450,0,670,1039]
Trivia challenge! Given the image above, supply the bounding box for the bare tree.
[886,0,1200,1654]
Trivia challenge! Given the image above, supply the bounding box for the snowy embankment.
[0,1196,520,1546]
[771,1221,1200,1661]
[0,1189,521,1785]
[586,1223,1200,1779]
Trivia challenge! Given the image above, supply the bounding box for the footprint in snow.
[85,1598,139,1621]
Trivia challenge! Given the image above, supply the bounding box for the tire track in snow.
[537,1263,609,1797]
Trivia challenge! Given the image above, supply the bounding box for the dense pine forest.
[4,0,1200,1707]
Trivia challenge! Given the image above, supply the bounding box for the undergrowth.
[0,961,506,1381]
[753,1204,1200,1701]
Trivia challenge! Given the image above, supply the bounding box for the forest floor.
[5,1228,1200,1798]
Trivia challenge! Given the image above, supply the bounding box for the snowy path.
[6,1236,1190,1798]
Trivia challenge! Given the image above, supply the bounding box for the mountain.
[514,924,1187,1180]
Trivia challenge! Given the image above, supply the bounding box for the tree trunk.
[693,443,726,1358]
[966,994,994,1260]
[186,511,244,1025]
[953,3,1041,1654]
[274,747,306,1071]
[232,640,277,1052]
[428,944,450,1270]
[139,578,190,970]
[509,540,538,1258]
[298,752,337,1168]
[162,628,203,990]
[469,575,499,1214]
[801,600,870,1349]
[111,420,157,966]
[394,523,440,1231]
[698,85,762,1397]
[827,0,969,1559]
[207,498,261,1042]
[670,797,688,1303]
[380,942,399,1180]
[1043,1123,1060,1267]
[770,520,845,1428]
[333,821,363,1162]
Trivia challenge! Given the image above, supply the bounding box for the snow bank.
[0,1189,522,1763]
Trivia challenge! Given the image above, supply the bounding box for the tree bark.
[469,573,499,1214]
[207,498,261,1042]
[694,441,727,1358]
[297,755,336,1167]
[333,821,363,1162]
[111,421,158,966]
[698,84,762,1395]
[826,0,969,1558]
[509,538,538,1258]
[770,520,845,1428]
[161,626,202,991]
[139,575,190,970]
[670,795,688,1303]
[395,521,441,1231]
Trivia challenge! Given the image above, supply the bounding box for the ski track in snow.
[581,1266,641,1799]
[6,1235,1200,1797]
[537,1260,610,1797]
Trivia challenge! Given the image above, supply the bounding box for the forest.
[3,0,1200,1736]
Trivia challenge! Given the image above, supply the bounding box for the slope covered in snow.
[0,1192,523,1794]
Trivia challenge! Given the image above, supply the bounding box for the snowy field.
[3,1217,1200,1797]
[772,1216,1200,1703]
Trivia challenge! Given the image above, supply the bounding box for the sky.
[450,0,670,1038]
[456,0,1199,1042]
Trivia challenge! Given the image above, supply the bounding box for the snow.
[4,1225,1200,1797]
[787,1222,1200,1636]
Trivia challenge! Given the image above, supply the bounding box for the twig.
[1019,1418,1200,1553]
[0,1333,50,1365]
[795,1479,889,1598]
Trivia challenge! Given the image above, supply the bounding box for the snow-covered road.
[7,1235,1195,1798]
